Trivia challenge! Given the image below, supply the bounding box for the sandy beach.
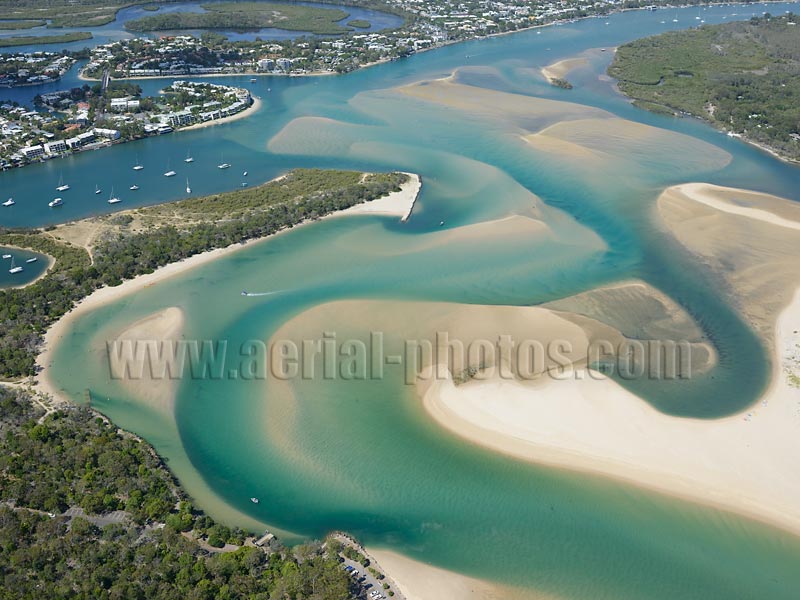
[340,172,421,221]
[419,182,800,536]
[368,549,547,600]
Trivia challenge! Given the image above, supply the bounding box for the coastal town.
[1,79,252,169]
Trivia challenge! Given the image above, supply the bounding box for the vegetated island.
[0,19,47,30]
[0,169,411,379]
[0,32,92,48]
[348,19,371,29]
[609,14,800,162]
[125,2,352,36]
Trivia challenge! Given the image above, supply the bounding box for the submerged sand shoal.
[36,172,422,404]
[420,183,800,535]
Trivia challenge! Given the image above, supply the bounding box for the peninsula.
[610,14,800,162]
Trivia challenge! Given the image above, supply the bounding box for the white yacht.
[8,257,23,274]
[133,156,144,170]
[130,184,139,191]
[95,185,102,195]
[2,198,14,207]
[49,198,63,207]
[164,160,177,177]
[243,171,248,176]
[250,497,260,504]
[185,178,191,194]
[218,163,231,170]
[56,174,70,192]
[2,254,11,259]
[184,150,194,163]
[25,257,37,264]
[108,188,122,204]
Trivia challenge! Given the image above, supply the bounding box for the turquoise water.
[0,245,49,289]
[30,4,800,599]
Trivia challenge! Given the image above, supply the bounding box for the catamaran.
[25,257,37,264]
[8,257,23,274]
[184,150,194,163]
[133,156,144,170]
[2,197,14,207]
[56,174,70,192]
[95,185,102,195]
[49,198,63,207]
[107,188,122,204]
[186,178,191,194]
[130,184,139,191]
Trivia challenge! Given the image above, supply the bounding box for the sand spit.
[341,172,421,221]
[657,183,800,340]
[540,57,589,84]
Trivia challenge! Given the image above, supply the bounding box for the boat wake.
[241,289,285,297]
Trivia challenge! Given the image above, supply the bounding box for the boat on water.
[49,198,63,207]
[8,257,23,274]
[95,185,102,195]
[164,161,176,177]
[250,497,259,504]
[56,174,69,192]
[218,163,231,169]
[186,178,191,194]
[243,171,248,176]
[25,257,37,264]
[130,184,139,191]
[184,150,194,163]
[2,197,14,207]
[250,78,257,83]
[133,156,144,170]
[107,188,121,204]
[241,182,248,187]
[2,254,11,259]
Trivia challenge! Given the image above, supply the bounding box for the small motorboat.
[129,185,139,191]
[250,497,260,504]
[25,257,38,264]
[218,163,231,170]
[49,198,63,208]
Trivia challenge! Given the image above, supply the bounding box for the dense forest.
[609,15,800,161]
[0,387,357,599]
[0,169,408,379]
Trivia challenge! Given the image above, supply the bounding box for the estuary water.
[19,4,800,599]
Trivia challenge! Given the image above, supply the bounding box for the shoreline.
[35,171,421,403]
[0,245,55,290]
[178,95,262,132]
[419,183,800,538]
[421,288,800,537]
